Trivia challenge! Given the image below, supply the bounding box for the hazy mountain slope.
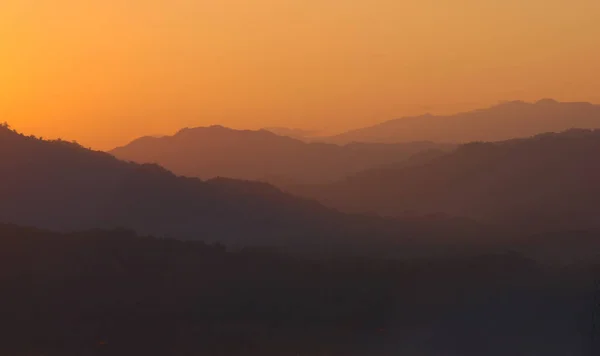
[110,125,452,184]
[0,126,330,245]
[0,125,483,253]
[291,129,600,231]
[327,99,600,144]
[262,126,320,141]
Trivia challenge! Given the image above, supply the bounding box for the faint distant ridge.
[263,127,321,141]
[110,125,453,185]
[326,99,600,144]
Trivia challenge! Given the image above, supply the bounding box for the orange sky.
[1,0,599,149]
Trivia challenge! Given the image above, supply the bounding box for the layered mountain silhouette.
[262,126,320,141]
[110,125,452,184]
[291,129,600,231]
[2,126,600,355]
[0,125,481,255]
[326,99,600,144]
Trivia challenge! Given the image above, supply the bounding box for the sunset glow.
[1,0,599,149]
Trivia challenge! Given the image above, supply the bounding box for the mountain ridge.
[0,124,484,256]
[290,129,600,232]
[110,125,452,184]
[325,99,600,144]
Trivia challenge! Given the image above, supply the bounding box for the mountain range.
[4,100,600,252]
[325,99,600,144]
[2,111,600,355]
[0,125,482,256]
[110,125,451,184]
[290,129,600,232]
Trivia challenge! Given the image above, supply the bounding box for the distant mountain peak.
[110,125,453,184]
[176,125,230,135]
[535,98,559,105]
[326,99,600,144]
[495,100,528,108]
[174,125,279,138]
[263,127,320,140]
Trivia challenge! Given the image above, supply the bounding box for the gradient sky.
[1,0,599,149]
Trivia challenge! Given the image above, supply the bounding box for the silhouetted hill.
[0,223,597,355]
[291,129,600,231]
[0,125,480,255]
[110,125,452,184]
[327,99,600,144]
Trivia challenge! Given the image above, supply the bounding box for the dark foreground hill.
[0,224,598,355]
[291,129,600,231]
[327,99,600,144]
[0,125,479,256]
[110,125,451,184]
